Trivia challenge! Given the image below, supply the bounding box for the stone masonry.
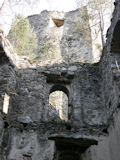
[28,8,93,63]
[0,1,120,160]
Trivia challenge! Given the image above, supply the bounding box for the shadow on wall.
[110,20,120,72]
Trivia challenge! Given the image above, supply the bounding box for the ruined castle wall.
[1,2,120,160]
[9,68,48,122]
[81,109,120,160]
[0,46,16,159]
[28,9,93,63]
[81,2,120,160]
[7,129,55,160]
[71,65,104,127]
[7,63,106,129]
[98,1,120,126]
[5,63,107,160]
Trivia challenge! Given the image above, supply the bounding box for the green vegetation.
[8,14,38,59]
[40,44,51,54]
[39,44,56,60]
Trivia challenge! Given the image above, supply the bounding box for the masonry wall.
[81,1,120,159]
[0,42,117,160]
[1,1,120,160]
[7,63,106,128]
[28,9,93,63]
[0,44,16,159]
[81,109,120,160]
[5,63,109,160]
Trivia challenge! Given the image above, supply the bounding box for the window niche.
[52,18,64,27]
[49,85,69,121]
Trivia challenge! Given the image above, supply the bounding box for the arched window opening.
[3,93,10,114]
[49,89,68,121]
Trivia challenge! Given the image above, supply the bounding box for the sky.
[39,0,77,11]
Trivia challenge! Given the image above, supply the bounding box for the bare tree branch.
[0,0,6,12]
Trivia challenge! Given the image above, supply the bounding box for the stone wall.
[81,109,120,160]
[28,9,93,63]
[7,63,105,128]
[0,1,120,160]
[3,60,109,160]
[0,37,17,159]
[81,1,120,159]
[0,37,105,159]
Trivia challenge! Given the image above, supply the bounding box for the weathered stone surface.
[28,9,93,63]
[7,130,55,160]
[0,1,120,160]
[81,110,120,160]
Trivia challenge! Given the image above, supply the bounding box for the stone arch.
[49,85,69,121]
[50,85,69,98]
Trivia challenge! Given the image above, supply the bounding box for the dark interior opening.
[49,137,98,160]
[54,142,84,160]
[111,21,120,54]
[46,73,72,84]
[58,151,80,160]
